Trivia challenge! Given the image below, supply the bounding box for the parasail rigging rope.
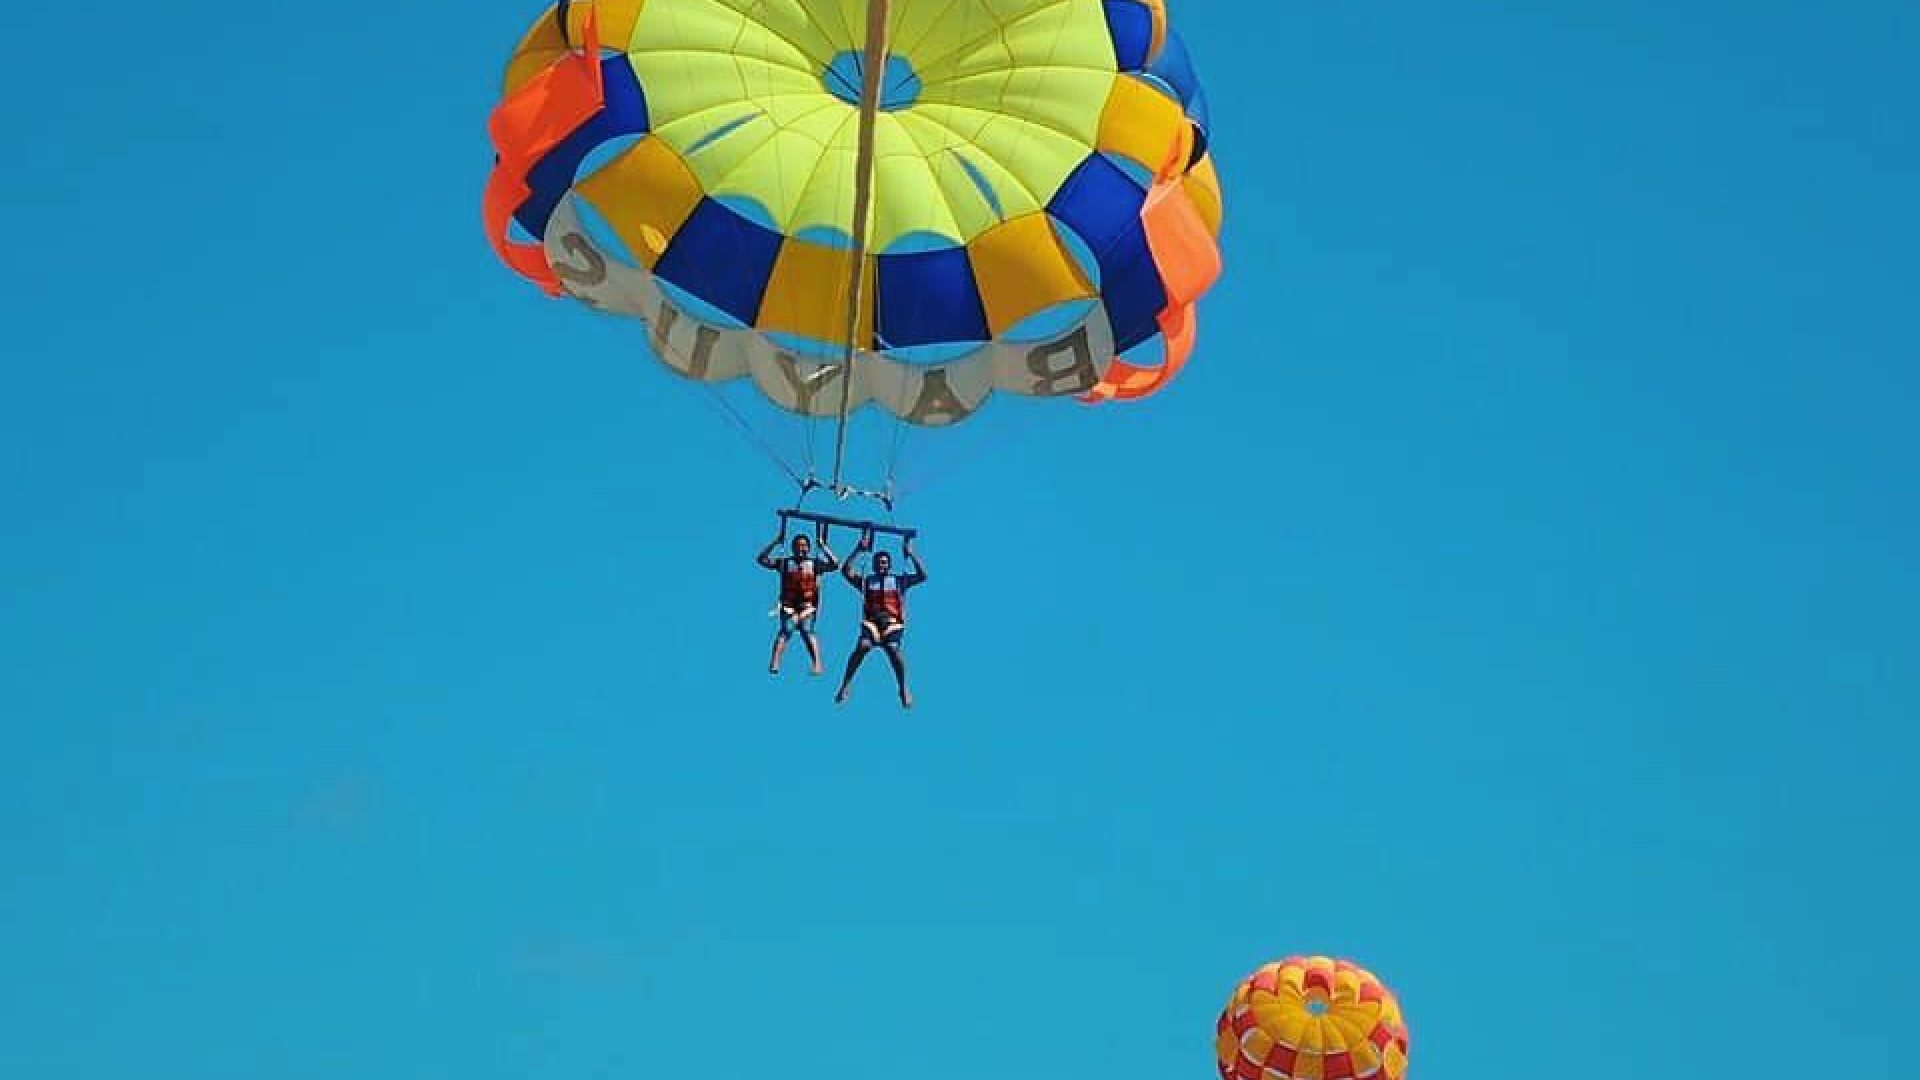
[828,0,891,494]
[677,379,804,485]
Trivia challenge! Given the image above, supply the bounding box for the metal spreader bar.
[778,509,918,541]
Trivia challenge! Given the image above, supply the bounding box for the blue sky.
[2,2,1916,1077]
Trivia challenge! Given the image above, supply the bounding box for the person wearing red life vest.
[834,529,928,708]
[756,522,839,676]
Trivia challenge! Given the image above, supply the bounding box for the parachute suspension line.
[895,401,1046,500]
[882,354,915,495]
[828,0,891,494]
[676,377,804,486]
[896,25,1087,499]
[880,120,964,496]
[703,7,820,492]
[800,406,819,484]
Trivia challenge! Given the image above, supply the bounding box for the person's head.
[791,534,811,557]
[873,550,893,574]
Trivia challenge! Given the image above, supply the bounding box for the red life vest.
[863,573,904,621]
[780,558,820,607]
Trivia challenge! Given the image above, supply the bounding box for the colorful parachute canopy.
[1216,957,1410,1080]
[485,0,1223,441]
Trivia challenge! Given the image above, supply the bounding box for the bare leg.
[801,632,824,675]
[836,644,871,704]
[769,633,788,675]
[883,642,911,708]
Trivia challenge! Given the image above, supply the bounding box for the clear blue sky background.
[2,2,1915,1077]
